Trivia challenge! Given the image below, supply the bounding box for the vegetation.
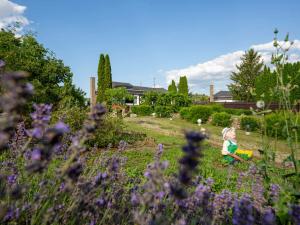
[167,80,177,93]
[177,75,189,96]
[240,116,261,132]
[105,87,133,106]
[0,28,299,225]
[211,112,232,127]
[97,53,112,103]
[131,105,153,116]
[228,49,264,102]
[0,30,85,110]
[180,105,213,123]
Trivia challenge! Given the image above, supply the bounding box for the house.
[89,77,167,108]
[213,91,234,102]
[112,81,167,105]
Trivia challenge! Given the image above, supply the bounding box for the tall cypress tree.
[104,54,112,89]
[168,80,177,93]
[96,54,105,103]
[178,76,188,95]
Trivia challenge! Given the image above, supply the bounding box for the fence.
[194,101,300,112]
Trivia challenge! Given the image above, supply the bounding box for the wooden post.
[90,77,96,110]
[210,84,214,103]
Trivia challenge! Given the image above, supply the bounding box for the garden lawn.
[124,116,296,163]
[85,115,292,193]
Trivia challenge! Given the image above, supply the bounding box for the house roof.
[214,91,232,98]
[112,81,167,94]
[112,82,133,88]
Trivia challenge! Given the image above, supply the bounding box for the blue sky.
[2,0,300,95]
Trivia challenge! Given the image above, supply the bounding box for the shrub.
[181,105,213,123]
[264,113,300,139]
[131,105,153,116]
[154,106,173,118]
[208,104,224,113]
[51,106,88,131]
[87,116,145,147]
[179,107,190,120]
[211,112,232,127]
[240,116,261,131]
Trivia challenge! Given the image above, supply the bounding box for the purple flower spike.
[54,121,70,133]
[7,174,18,185]
[31,148,41,161]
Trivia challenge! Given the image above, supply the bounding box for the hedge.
[131,105,153,116]
[180,105,213,123]
[211,112,232,127]
[154,106,173,118]
[264,113,300,139]
[240,116,261,131]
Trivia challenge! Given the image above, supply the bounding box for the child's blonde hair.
[222,127,235,140]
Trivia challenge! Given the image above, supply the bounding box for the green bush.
[51,106,88,131]
[240,116,261,131]
[179,107,190,120]
[211,112,232,127]
[131,105,153,116]
[86,116,146,147]
[180,105,213,123]
[264,113,300,139]
[154,106,173,118]
[208,104,224,113]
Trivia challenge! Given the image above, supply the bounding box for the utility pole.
[153,77,156,88]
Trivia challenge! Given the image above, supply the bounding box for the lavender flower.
[0,71,33,149]
[27,104,52,139]
[262,208,276,225]
[269,184,280,204]
[289,204,300,225]
[233,194,255,225]
[171,131,206,199]
[7,174,17,185]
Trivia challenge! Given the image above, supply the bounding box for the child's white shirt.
[222,139,237,155]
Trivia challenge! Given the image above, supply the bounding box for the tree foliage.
[228,49,263,101]
[105,87,133,106]
[96,54,105,103]
[255,66,278,103]
[0,30,85,108]
[97,54,112,103]
[178,76,188,95]
[168,80,177,93]
[255,62,300,104]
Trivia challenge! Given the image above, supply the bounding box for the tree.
[0,30,85,108]
[228,49,264,101]
[178,76,188,95]
[168,80,177,93]
[105,87,133,106]
[96,54,105,103]
[255,66,278,103]
[104,54,112,89]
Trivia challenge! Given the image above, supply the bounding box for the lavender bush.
[0,63,299,224]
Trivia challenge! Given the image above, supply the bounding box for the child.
[222,127,253,164]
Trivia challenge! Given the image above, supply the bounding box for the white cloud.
[0,0,29,31]
[165,40,300,94]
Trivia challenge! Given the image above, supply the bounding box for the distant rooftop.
[214,91,232,98]
[112,81,167,95]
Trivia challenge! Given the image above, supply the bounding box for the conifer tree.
[104,54,112,89]
[228,49,263,101]
[96,54,105,103]
[178,76,188,95]
[168,80,177,93]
